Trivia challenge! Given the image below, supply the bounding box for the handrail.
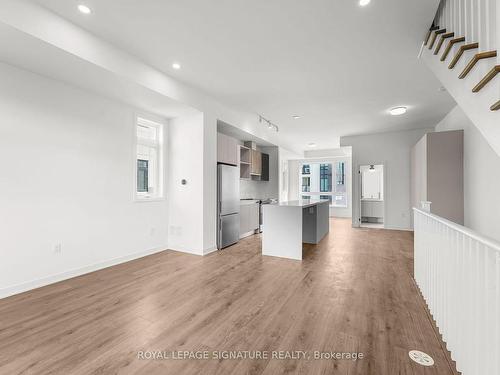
[413,207,500,252]
[491,100,500,111]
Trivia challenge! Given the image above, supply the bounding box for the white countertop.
[269,199,330,208]
[240,199,259,205]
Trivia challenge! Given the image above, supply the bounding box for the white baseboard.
[167,244,218,256]
[0,245,168,300]
[168,245,203,256]
[240,230,257,239]
[203,246,218,256]
[384,226,413,232]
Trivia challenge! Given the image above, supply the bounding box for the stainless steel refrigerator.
[217,164,240,249]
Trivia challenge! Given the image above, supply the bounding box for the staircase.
[421,0,500,156]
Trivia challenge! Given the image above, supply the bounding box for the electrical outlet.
[54,243,62,254]
[150,227,156,236]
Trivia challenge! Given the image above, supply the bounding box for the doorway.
[359,164,384,228]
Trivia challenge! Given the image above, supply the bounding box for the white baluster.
[465,0,473,42]
[459,0,466,37]
[492,249,498,375]
[463,237,474,375]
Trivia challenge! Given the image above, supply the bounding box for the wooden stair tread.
[459,50,497,79]
[428,29,447,49]
[472,65,500,93]
[448,43,479,69]
[440,37,465,61]
[434,32,454,55]
[491,100,500,111]
[424,25,440,46]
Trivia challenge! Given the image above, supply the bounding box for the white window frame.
[134,116,165,202]
[299,161,348,208]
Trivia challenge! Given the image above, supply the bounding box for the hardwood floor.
[0,218,457,375]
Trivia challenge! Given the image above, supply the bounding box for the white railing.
[413,208,500,375]
[433,0,498,53]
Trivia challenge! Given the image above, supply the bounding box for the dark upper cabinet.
[260,153,269,181]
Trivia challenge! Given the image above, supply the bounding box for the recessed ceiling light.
[172,63,181,70]
[77,4,92,14]
[308,143,317,147]
[359,0,371,6]
[389,106,407,116]
[292,115,300,120]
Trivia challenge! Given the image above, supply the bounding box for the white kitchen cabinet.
[250,149,262,176]
[217,133,238,166]
[361,200,384,218]
[240,202,260,237]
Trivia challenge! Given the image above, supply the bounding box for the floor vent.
[408,350,434,366]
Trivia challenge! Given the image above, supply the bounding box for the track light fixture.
[258,115,279,132]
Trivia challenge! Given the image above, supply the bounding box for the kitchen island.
[262,199,330,260]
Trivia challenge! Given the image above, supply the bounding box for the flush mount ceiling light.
[172,63,181,70]
[77,4,92,14]
[308,143,317,147]
[359,0,371,6]
[389,106,407,116]
[292,115,301,120]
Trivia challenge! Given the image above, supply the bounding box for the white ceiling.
[31,0,454,151]
[0,22,199,119]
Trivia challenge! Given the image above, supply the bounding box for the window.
[137,159,149,192]
[135,117,164,200]
[320,164,332,192]
[301,176,311,192]
[299,161,347,207]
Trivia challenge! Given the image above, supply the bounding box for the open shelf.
[239,145,251,179]
[240,145,251,164]
[240,162,250,179]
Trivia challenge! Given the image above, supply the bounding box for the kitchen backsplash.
[240,146,279,200]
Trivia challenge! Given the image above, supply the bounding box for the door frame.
[357,162,387,228]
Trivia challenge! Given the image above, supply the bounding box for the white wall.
[0,62,170,298]
[278,147,303,202]
[168,112,217,255]
[168,113,205,254]
[435,106,500,242]
[202,113,218,255]
[341,128,432,230]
